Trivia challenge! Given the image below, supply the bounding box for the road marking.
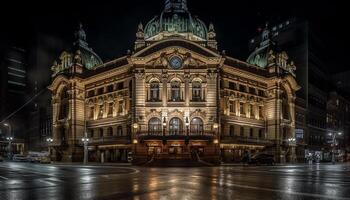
[0,175,8,180]
[218,180,350,200]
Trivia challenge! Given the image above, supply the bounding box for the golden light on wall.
[133,139,138,144]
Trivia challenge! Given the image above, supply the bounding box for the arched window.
[150,81,160,101]
[259,129,263,139]
[127,125,131,136]
[229,125,234,136]
[59,87,69,120]
[107,127,113,137]
[169,117,183,135]
[99,128,103,138]
[89,129,94,138]
[282,90,290,119]
[192,81,201,101]
[129,80,133,98]
[250,104,254,118]
[89,106,94,119]
[240,126,244,137]
[171,81,181,101]
[148,117,162,135]
[190,117,203,135]
[250,128,254,138]
[117,126,123,136]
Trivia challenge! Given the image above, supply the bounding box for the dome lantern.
[143,0,208,43]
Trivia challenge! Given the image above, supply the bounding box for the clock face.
[169,56,183,69]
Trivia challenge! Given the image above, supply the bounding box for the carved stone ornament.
[135,71,145,80]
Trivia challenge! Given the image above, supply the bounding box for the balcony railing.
[137,131,216,140]
[89,135,131,144]
[221,135,273,145]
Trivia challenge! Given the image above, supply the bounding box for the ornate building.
[49,0,299,164]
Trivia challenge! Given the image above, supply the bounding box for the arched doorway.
[148,117,162,135]
[190,117,203,135]
[169,117,183,135]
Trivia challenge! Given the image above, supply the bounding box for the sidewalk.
[50,162,132,167]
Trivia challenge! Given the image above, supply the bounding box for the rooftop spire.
[164,0,188,12]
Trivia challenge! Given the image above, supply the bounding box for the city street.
[0,162,350,200]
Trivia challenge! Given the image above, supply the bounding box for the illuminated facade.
[49,0,299,164]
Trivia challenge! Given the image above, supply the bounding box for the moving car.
[248,153,275,165]
[40,156,51,164]
[12,154,29,162]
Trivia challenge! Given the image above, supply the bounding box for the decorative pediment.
[190,109,206,120]
[146,74,162,82]
[145,109,162,121]
[168,109,184,118]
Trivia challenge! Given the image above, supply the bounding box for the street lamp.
[287,138,296,143]
[162,117,167,136]
[46,138,53,157]
[6,136,13,159]
[330,132,342,164]
[81,137,89,164]
[185,117,189,136]
[4,123,13,159]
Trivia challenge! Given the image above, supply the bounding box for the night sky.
[1,0,348,80]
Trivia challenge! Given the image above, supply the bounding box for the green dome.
[73,23,103,69]
[144,0,207,41]
[247,45,269,68]
[247,26,274,68]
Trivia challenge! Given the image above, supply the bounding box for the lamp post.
[329,132,342,164]
[162,117,166,136]
[185,117,189,136]
[4,123,13,159]
[6,136,13,159]
[287,137,296,163]
[46,137,53,158]
[81,137,89,164]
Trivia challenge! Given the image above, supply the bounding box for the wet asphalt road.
[0,162,350,200]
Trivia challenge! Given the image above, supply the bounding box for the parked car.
[12,154,29,162]
[127,151,133,163]
[248,153,275,165]
[40,156,51,164]
[28,154,41,163]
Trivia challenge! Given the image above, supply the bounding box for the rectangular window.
[229,82,236,90]
[118,101,123,113]
[117,82,124,90]
[250,104,254,118]
[259,106,263,118]
[240,103,245,115]
[229,101,235,113]
[89,107,94,119]
[98,105,103,118]
[249,87,256,94]
[97,88,104,95]
[87,90,94,97]
[107,85,114,93]
[259,129,263,138]
[108,103,113,115]
[240,127,244,137]
[192,87,201,101]
[239,85,246,92]
[250,128,253,138]
[258,90,265,97]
